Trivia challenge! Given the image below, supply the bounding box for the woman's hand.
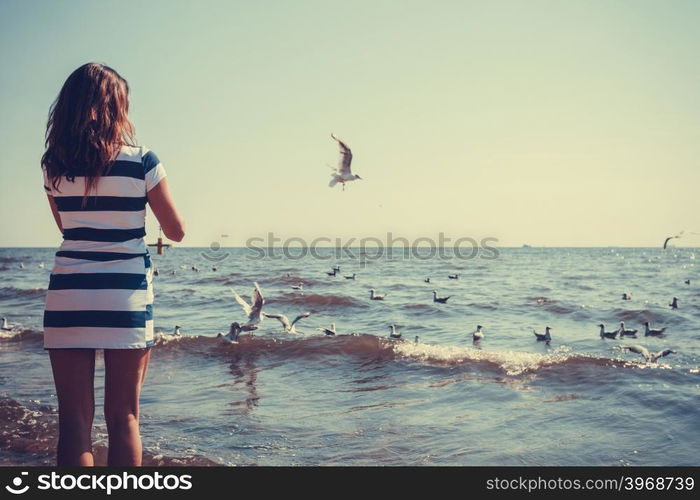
[146,178,185,242]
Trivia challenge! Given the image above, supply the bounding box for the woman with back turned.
[41,63,185,466]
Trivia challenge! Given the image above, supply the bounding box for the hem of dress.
[44,341,154,350]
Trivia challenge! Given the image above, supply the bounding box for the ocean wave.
[271,275,327,287]
[0,397,219,466]
[266,292,365,308]
[526,296,580,315]
[0,287,47,299]
[0,328,43,342]
[611,308,665,324]
[152,332,651,377]
[0,256,25,263]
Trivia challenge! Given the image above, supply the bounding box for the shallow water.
[1,247,698,465]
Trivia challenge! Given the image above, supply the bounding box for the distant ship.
[522,244,532,248]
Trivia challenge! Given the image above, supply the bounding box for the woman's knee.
[104,411,140,433]
[58,415,93,441]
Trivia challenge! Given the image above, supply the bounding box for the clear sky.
[1,0,699,247]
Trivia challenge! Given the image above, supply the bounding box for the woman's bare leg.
[49,348,96,466]
[103,348,151,466]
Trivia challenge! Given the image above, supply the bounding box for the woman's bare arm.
[147,178,186,242]
[46,194,63,234]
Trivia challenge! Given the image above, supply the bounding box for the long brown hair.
[41,63,135,197]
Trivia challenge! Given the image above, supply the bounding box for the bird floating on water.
[644,321,666,336]
[317,323,337,336]
[598,323,618,339]
[424,277,430,283]
[533,327,552,342]
[1,317,12,331]
[669,297,678,309]
[344,273,356,280]
[472,325,484,342]
[685,279,691,285]
[414,335,420,344]
[173,325,182,336]
[370,289,387,300]
[388,325,402,339]
[620,345,676,363]
[329,134,362,190]
[192,265,199,272]
[38,262,45,269]
[231,282,265,329]
[291,283,304,291]
[621,292,632,301]
[217,322,244,343]
[448,274,459,280]
[432,290,450,304]
[618,322,638,337]
[326,269,338,277]
[262,311,311,333]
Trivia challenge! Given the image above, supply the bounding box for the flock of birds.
[202,270,466,344]
[158,260,690,366]
[529,288,685,363]
[5,135,694,367]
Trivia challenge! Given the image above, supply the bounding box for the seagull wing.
[331,133,353,175]
[263,312,291,330]
[622,345,650,361]
[231,288,252,316]
[249,282,265,320]
[291,311,311,327]
[651,349,674,362]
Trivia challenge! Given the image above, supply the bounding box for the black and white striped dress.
[42,145,166,349]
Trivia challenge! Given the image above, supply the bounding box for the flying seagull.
[620,345,676,363]
[663,231,684,249]
[231,282,265,329]
[329,134,362,190]
[262,311,312,333]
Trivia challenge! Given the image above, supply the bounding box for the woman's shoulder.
[115,144,143,163]
[116,144,160,170]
